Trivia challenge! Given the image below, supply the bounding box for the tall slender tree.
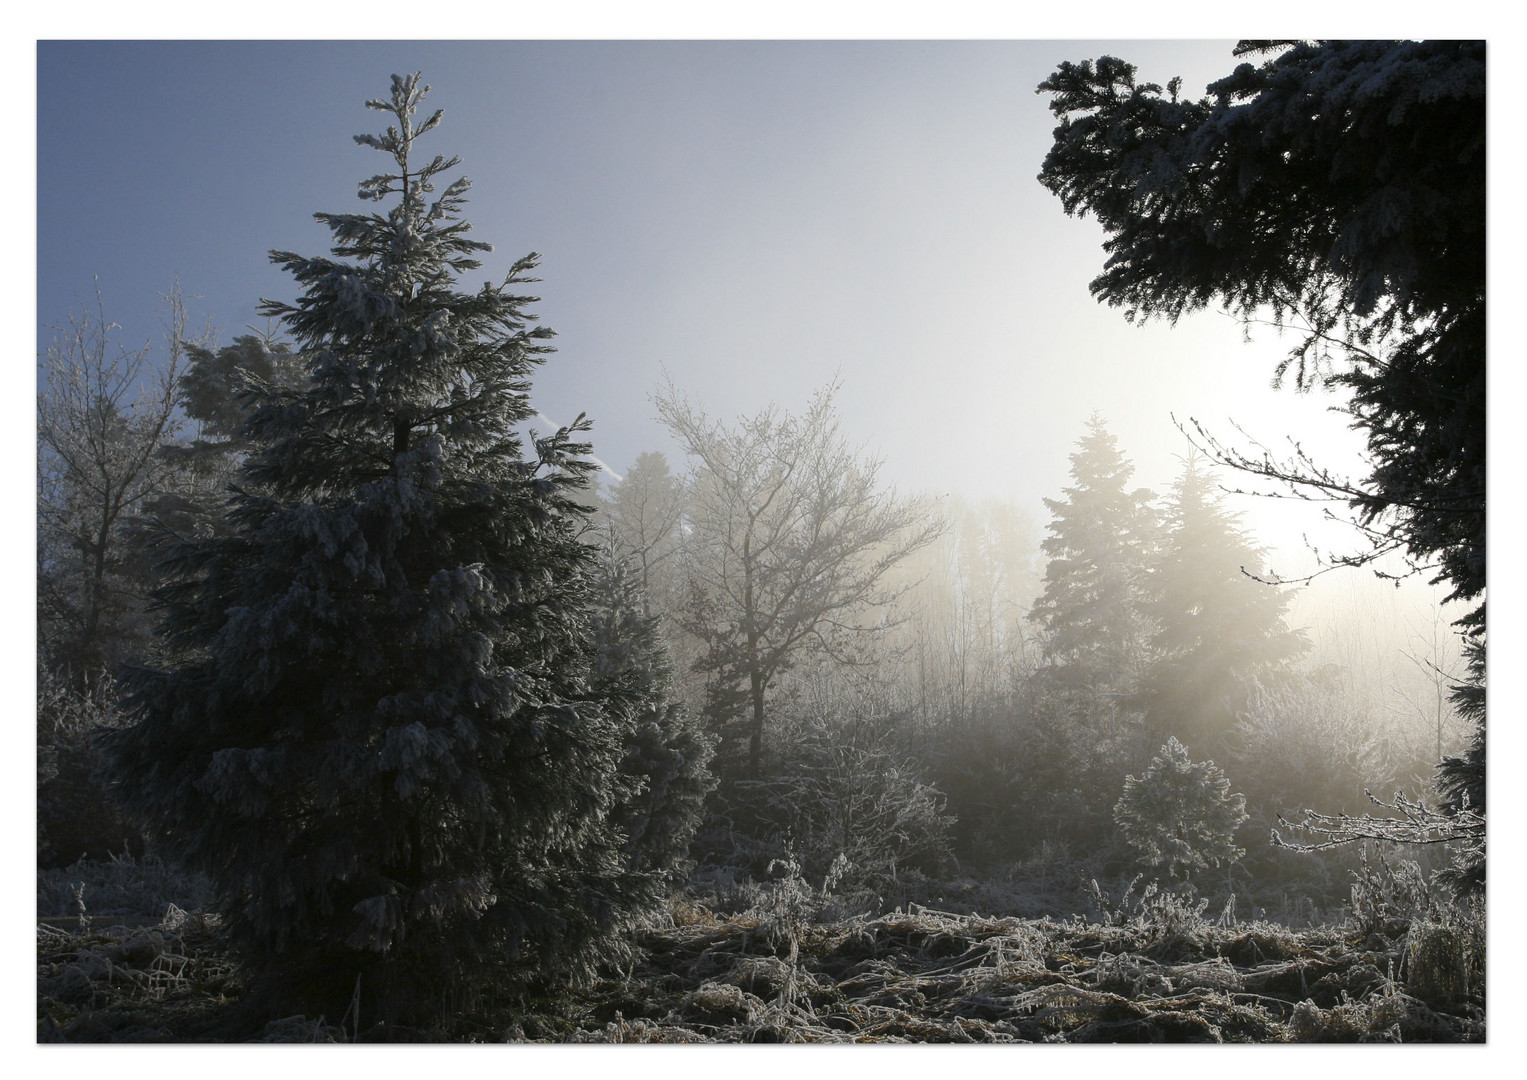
[1141,456,1306,758]
[1028,415,1157,700]
[109,74,667,1023]
[656,380,943,777]
[37,285,191,680]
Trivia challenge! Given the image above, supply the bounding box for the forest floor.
[37,865,1484,1043]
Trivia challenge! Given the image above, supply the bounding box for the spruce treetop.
[248,72,582,507]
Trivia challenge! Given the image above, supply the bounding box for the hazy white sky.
[33,37,1388,580]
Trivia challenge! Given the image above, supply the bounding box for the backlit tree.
[1028,415,1157,701]
[1038,41,1485,888]
[1141,456,1306,759]
[657,381,943,777]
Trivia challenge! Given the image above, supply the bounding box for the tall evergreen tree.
[1141,456,1306,758]
[1019,418,1158,848]
[1028,415,1157,698]
[109,74,665,1023]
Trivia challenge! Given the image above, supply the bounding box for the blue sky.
[36,38,1386,574]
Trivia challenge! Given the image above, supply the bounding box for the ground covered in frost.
[38,882,1482,1043]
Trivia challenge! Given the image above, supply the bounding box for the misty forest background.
[36,40,1484,1038]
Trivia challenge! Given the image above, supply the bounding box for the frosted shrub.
[1406,903,1484,1007]
[1231,675,1395,819]
[695,712,953,897]
[1347,845,1436,937]
[1114,737,1247,881]
[37,668,141,866]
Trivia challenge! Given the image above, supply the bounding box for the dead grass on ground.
[37,898,1483,1043]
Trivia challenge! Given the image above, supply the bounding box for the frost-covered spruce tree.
[587,544,714,889]
[1114,737,1247,882]
[109,74,662,1022]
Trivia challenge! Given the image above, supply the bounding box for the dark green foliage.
[1141,457,1306,759]
[1038,42,1484,340]
[587,546,715,889]
[108,74,669,1022]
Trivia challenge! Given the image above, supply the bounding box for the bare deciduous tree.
[656,380,944,776]
[599,450,687,610]
[37,282,199,679]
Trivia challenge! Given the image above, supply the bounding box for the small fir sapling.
[1114,737,1248,882]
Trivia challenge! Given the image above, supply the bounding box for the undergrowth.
[38,849,215,923]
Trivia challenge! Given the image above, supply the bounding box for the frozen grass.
[37,905,240,1041]
[532,896,1483,1043]
[35,848,1481,1042]
[37,850,215,923]
[39,881,1483,1043]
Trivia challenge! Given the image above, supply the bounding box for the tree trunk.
[743,534,764,777]
[747,658,765,779]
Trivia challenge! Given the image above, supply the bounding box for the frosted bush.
[1114,737,1247,881]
